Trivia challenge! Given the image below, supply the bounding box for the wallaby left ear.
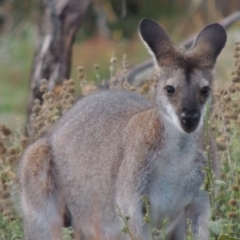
[192,23,227,63]
[139,18,174,61]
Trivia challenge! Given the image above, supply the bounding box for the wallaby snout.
[181,109,200,133]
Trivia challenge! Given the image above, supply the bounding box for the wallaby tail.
[19,138,64,240]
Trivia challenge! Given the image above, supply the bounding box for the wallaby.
[19,18,226,240]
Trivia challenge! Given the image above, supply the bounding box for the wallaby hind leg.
[20,138,64,240]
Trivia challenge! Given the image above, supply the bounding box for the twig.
[116,204,135,240]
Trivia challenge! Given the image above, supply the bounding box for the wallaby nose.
[181,110,200,133]
[181,112,199,124]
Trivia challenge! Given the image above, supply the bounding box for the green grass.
[0,24,35,127]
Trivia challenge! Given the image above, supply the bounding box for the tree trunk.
[27,0,90,124]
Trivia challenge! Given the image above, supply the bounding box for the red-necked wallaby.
[19,18,226,240]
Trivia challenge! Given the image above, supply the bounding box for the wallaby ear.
[192,23,227,64]
[139,18,174,61]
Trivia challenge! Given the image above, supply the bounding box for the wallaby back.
[20,19,226,240]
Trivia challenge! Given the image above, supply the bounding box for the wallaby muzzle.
[180,109,200,133]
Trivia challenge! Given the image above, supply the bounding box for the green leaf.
[121,226,128,234]
[219,234,240,240]
[215,180,228,186]
[209,219,223,235]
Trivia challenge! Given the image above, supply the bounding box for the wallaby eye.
[200,86,211,97]
[165,85,175,95]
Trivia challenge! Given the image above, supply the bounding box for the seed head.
[227,211,238,218]
[21,137,28,148]
[229,198,238,206]
[234,52,239,58]
[0,125,11,136]
[94,64,100,70]
[8,147,16,155]
[34,99,40,105]
[110,57,117,64]
[40,84,48,93]
[232,185,239,192]
[77,66,84,72]
[32,104,41,113]
[40,79,48,86]
[67,79,75,86]
[0,141,6,154]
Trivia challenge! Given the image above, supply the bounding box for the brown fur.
[20,139,64,239]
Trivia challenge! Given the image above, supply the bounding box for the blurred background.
[0,0,240,128]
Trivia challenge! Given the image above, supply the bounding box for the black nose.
[181,110,200,133]
[181,112,199,124]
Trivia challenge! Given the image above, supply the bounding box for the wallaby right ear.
[139,18,174,62]
[192,23,227,66]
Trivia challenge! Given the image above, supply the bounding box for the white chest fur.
[146,129,206,228]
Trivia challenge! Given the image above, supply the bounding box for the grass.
[0,24,35,128]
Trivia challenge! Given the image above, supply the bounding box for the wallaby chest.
[146,132,205,224]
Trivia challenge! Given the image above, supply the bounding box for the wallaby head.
[139,18,227,133]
